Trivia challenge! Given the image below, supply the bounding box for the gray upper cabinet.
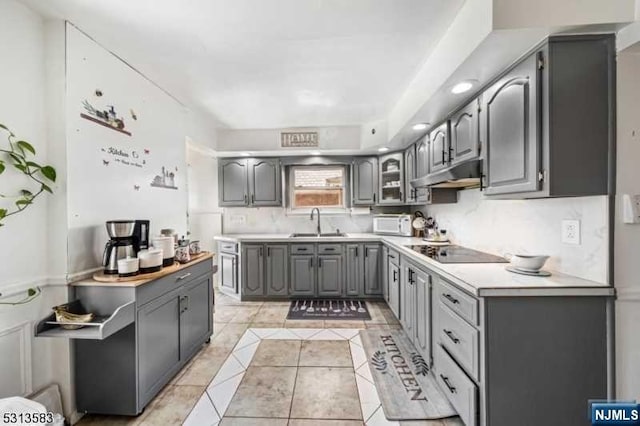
[242,244,265,297]
[345,244,363,296]
[378,153,404,204]
[266,244,288,296]
[249,158,281,206]
[219,157,281,207]
[318,255,343,297]
[290,255,315,297]
[450,99,480,166]
[364,244,382,295]
[483,53,541,196]
[219,159,249,206]
[428,122,450,173]
[482,35,614,198]
[404,144,417,204]
[415,137,430,204]
[352,157,378,205]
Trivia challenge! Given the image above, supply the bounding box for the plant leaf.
[16,141,36,156]
[0,123,11,134]
[40,166,56,182]
[9,153,25,165]
[16,199,31,207]
[0,162,4,175]
[0,209,6,219]
[27,288,37,297]
[21,189,33,198]
[41,183,53,194]
[26,161,41,169]
[14,164,26,172]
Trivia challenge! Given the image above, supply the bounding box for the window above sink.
[288,165,348,213]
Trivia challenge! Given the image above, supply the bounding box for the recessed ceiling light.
[412,123,428,131]
[240,152,251,157]
[310,151,321,156]
[378,147,389,152]
[451,81,474,94]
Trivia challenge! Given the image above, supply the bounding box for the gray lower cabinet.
[290,255,316,296]
[381,245,389,302]
[219,252,237,294]
[242,244,265,296]
[400,257,431,362]
[345,244,363,296]
[60,260,214,416]
[318,255,343,296]
[388,261,401,319]
[364,244,382,295]
[266,244,288,296]
[352,157,378,205]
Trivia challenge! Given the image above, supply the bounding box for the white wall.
[0,0,71,418]
[615,47,640,401]
[65,24,189,273]
[424,190,609,284]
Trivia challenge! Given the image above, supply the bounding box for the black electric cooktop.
[408,245,508,264]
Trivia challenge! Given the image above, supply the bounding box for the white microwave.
[373,214,413,236]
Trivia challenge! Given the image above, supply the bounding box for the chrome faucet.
[310,208,321,235]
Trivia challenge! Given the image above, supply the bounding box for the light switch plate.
[622,194,640,224]
[561,219,581,245]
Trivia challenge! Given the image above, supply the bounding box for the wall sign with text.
[281,131,319,147]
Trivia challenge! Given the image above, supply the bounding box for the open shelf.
[36,299,135,340]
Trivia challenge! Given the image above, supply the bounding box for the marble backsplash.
[423,189,609,284]
[222,208,375,235]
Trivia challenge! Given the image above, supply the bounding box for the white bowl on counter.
[505,253,549,272]
[117,257,139,277]
[138,248,163,273]
[152,236,175,266]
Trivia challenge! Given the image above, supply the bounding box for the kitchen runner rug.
[359,330,457,421]
[286,299,371,320]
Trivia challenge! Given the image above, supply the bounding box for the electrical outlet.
[562,219,581,245]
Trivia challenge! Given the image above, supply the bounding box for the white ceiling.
[23,0,464,129]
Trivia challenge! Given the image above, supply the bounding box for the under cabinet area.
[37,257,214,416]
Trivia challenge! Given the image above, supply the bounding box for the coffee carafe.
[103,220,136,274]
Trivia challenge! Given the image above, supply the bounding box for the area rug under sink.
[359,330,457,421]
[287,299,371,320]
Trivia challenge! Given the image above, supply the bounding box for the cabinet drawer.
[437,278,478,326]
[318,244,342,254]
[435,345,477,426]
[290,244,315,254]
[437,301,479,381]
[137,260,213,307]
[218,241,238,254]
[387,248,400,267]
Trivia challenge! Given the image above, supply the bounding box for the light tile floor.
[77,289,462,426]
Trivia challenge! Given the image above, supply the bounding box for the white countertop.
[215,233,613,297]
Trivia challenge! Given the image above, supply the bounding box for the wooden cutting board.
[92,252,211,283]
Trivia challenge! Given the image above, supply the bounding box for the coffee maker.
[133,220,150,252]
[103,220,136,274]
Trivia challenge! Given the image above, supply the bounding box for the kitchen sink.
[290,232,348,237]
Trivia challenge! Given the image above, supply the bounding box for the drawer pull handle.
[444,329,460,344]
[177,273,192,281]
[325,248,335,251]
[440,374,457,394]
[443,293,460,304]
[298,248,308,251]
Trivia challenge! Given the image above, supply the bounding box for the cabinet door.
[484,53,541,195]
[414,268,431,362]
[266,244,288,296]
[219,253,237,293]
[364,244,382,295]
[400,264,415,337]
[404,144,417,204]
[318,255,343,297]
[180,276,213,360]
[382,245,389,302]
[138,288,181,406]
[249,158,281,206]
[219,159,248,206]
[416,136,429,177]
[450,99,480,165]
[378,153,404,204]
[242,244,264,297]
[388,263,401,319]
[345,244,363,297]
[290,255,316,296]
[352,157,378,205]
[428,123,450,173]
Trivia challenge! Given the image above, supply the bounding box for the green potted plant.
[0,123,56,227]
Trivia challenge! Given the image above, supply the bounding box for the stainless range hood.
[411,158,483,189]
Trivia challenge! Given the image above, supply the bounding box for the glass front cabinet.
[378,152,405,204]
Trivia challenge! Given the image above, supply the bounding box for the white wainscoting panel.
[0,322,32,397]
